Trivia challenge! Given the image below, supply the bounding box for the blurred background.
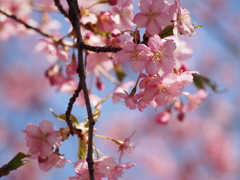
[0,0,240,180]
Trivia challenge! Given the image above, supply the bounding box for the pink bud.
[109,0,118,6]
[155,110,171,125]
[98,11,114,32]
[177,112,185,122]
[96,78,104,91]
[85,32,92,39]
[66,62,78,75]
[111,29,121,37]
[179,63,188,72]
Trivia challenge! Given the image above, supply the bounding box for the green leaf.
[159,24,204,39]
[159,25,174,39]
[0,152,31,177]
[50,108,79,127]
[193,74,224,93]
[114,63,126,82]
[78,137,88,159]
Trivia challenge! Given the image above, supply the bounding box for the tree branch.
[0,8,53,39]
[66,0,95,179]
[80,42,122,53]
[54,0,69,19]
[65,81,82,134]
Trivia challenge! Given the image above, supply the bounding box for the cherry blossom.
[108,162,136,180]
[69,156,117,180]
[111,0,134,31]
[35,38,69,61]
[38,152,67,172]
[23,120,62,159]
[143,73,182,108]
[98,11,115,32]
[182,89,208,112]
[144,35,176,74]
[112,92,143,110]
[133,0,171,35]
[169,0,195,36]
[115,40,148,73]
[117,130,136,164]
[86,52,113,72]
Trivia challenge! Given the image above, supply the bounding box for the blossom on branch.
[38,152,67,172]
[169,0,195,36]
[144,35,176,74]
[23,120,62,159]
[133,0,171,35]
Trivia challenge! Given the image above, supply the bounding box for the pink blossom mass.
[133,0,171,35]
[23,120,62,159]
[1,0,234,179]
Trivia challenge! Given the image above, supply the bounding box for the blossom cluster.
[22,120,66,171]
[23,120,136,179]
[0,0,208,179]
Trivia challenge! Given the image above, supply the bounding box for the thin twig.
[54,0,69,19]
[81,42,122,53]
[65,81,82,134]
[0,8,53,39]
[66,0,95,179]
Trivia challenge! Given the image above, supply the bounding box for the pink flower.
[72,156,117,179]
[169,0,195,36]
[143,73,182,108]
[145,35,176,74]
[108,162,136,180]
[111,0,134,31]
[139,73,156,89]
[86,52,113,72]
[133,0,171,35]
[23,120,62,159]
[35,38,69,61]
[38,152,67,172]
[112,92,143,110]
[117,130,136,164]
[115,41,148,73]
[177,71,198,87]
[182,89,208,112]
[98,11,115,32]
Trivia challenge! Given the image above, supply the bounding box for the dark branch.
[65,81,82,134]
[66,0,95,179]
[0,8,53,39]
[54,0,69,19]
[81,42,122,53]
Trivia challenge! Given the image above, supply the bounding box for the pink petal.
[39,142,52,159]
[133,13,148,28]
[139,0,150,13]
[23,123,41,137]
[145,60,161,75]
[148,35,162,50]
[146,20,161,35]
[130,60,145,73]
[39,120,54,134]
[151,0,165,12]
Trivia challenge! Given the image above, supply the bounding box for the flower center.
[38,133,49,142]
[130,51,139,62]
[152,50,163,62]
[157,84,167,95]
[147,10,158,20]
[179,9,190,23]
